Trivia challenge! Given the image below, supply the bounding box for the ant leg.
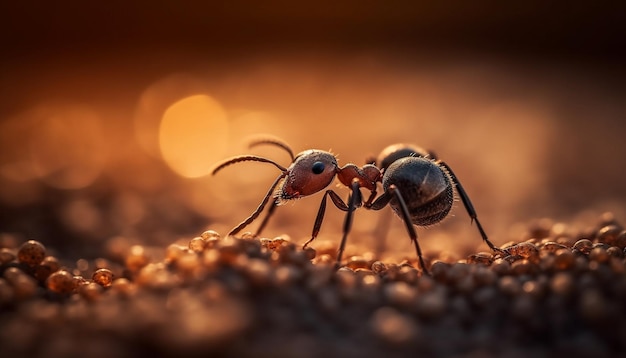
[363,185,390,257]
[368,190,391,210]
[335,180,362,269]
[363,187,377,207]
[369,187,430,275]
[302,192,329,249]
[438,161,507,256]
[302,190,349,249]
[253,199,278,237]
[228,173,287,236]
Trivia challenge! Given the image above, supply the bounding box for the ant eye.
[311,161,325,174]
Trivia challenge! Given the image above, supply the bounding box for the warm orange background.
[1,2,624,259]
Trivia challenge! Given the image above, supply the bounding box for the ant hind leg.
[438,161,507,256]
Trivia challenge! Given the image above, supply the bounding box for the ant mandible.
[212,137,504,274]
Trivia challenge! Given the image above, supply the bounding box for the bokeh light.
[159,94,229,178]
[0,104,107,192]
[29,105,107,190]
[134,73,214,158]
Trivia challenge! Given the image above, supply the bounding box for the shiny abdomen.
[382,157,454,226]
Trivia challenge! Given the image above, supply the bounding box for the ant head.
[276,150,339,201]
[377,143,431,171]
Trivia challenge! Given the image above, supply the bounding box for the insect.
[212,138,503,274]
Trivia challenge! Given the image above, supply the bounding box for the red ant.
[212,138,504,274]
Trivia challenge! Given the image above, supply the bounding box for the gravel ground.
[1,213,625,358]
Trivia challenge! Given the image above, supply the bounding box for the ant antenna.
[211,156,288,175]
[248,137,295,161]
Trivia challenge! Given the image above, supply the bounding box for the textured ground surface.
[1,213,625,358]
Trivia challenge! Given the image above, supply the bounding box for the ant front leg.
[438,161,507,256]
[302,190,349,249]
[369,186,430,275]
[302,180,362,270]
[228,173,287,237]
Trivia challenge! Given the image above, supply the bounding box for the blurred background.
[1,1,624,259]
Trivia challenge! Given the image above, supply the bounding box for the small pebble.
[125,245,150,272]
[550,272,575,296]
[384,282,417,308]
[370,306,419,345]
[17,240,46,267]
[188,237,207,253]
[46,270,76,294]
[92,268,114,288]
[0,248,16,264]
[573,239,593,254]
[416,289,447,319]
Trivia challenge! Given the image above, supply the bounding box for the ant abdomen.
[376,143,430,171]
[382,157,454,226]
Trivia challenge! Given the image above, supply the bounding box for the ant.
[212,137,504,274]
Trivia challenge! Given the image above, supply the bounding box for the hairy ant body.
[212,138,502,274]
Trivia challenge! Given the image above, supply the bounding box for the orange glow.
[134,74,213,158]
[0,113,41,183]
[159,94,229,178]
[25,105,107,190]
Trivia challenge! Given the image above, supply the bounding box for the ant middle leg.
[335,180,363,269]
